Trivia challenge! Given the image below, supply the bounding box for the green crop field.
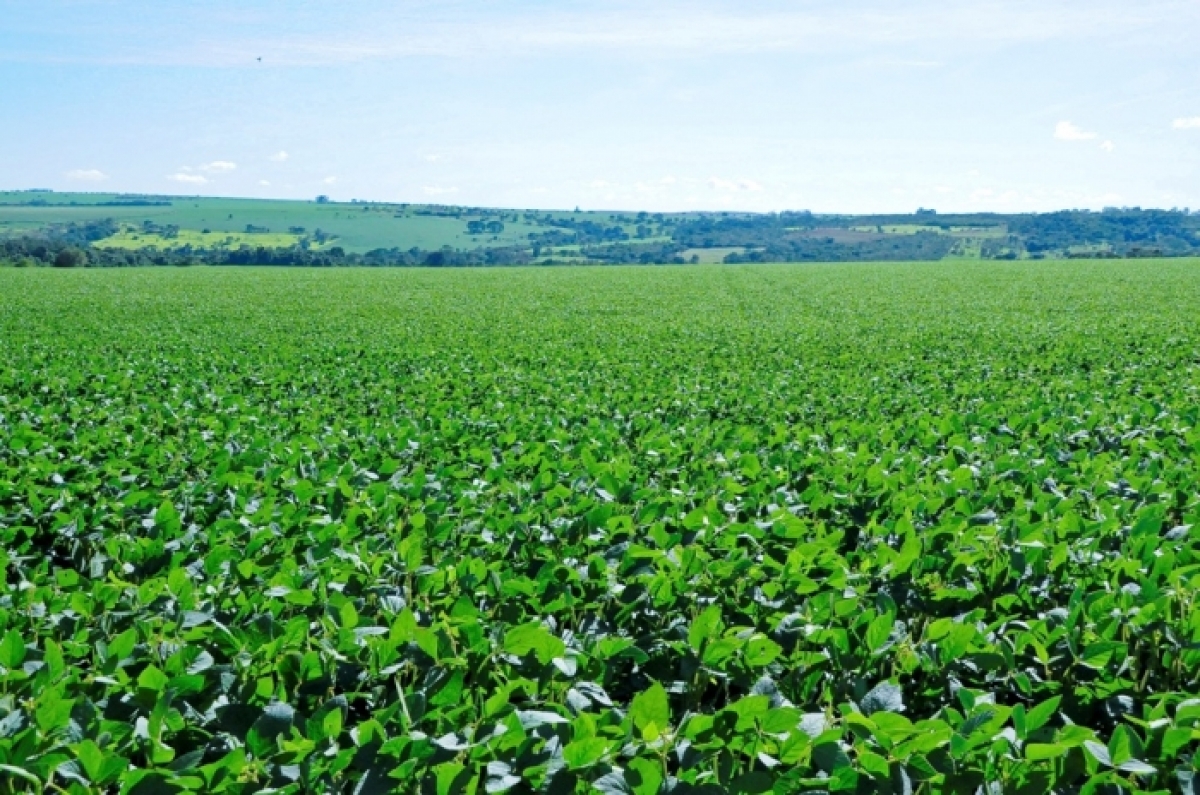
[1,261,1199,794]
[93,228,310,252]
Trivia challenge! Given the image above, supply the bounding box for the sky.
[1,0,1199,214]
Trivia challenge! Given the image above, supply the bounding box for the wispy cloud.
[1100,140,1115,152]
[322,176,337,185]
[423,185,458,196]
[168,173,208,184]
[269,151,289,162]
[65,168,108,182]
[199,160,237,173]
[1054,121,1098,141]
[709,177,762,192]
[1173,117,1200,129]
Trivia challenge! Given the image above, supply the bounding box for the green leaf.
[0,630,25,670]
[43,639,64,681]
[893,525,922,574]
[155,500,181,533]
[744,636,782,667]
[1162,727,1192,759]
[1080,641,1124,670]
[562,738,609,770]
[35,690,74,734]
[503,623,565,665]
[137,665,170,694]
[626,757,663,795]
[1013,704,1028,739]
[1107,725,1135,766]
[702,637,742,666]
[429,670,465,708]
[107,629,138,663]
[865,613,894,654]
[938,624,976,662]
[322,708,343,741]
[434,762,466,795]
[688,605,723,652]
[1025,696,1061,734]
[74,740,106,783]
[1026,743,1069,761]
[630,683,670,734]
[858,749,891,779]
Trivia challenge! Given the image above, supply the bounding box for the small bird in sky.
[257,57,262,63]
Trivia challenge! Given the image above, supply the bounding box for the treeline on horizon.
[2,207,1199,268]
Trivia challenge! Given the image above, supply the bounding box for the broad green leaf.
[562,738,608,770]
[0,630,25,670]
[1025,696,1061,734]
[1026,743,1069,761]
[744,636,782,667]
[503,623,565,665]
[630,683,670,734]
[865,613,894,654]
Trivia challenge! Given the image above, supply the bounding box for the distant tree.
[316,195,330,204]
[53,248,87,268]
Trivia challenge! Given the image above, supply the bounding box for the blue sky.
[2,0,1198,213]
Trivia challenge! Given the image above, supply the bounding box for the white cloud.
[168,173,208,184]
[200,160,237,173]
[1173,117,1200,129]
[1100,140,1115,152]
[65,169,108,182]
[259,180,271,186]
[269,151,289,162]
[586,180,614,189]
[424,154,443,162]
[323,176,337,184]
[423,185,458,196]
[708,177,763,192]
[1055,121,1098,141]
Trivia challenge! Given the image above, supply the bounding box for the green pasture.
[0,193,559,253]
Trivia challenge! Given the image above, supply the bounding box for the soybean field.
[1,261,1199,795]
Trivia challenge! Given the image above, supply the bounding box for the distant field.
[4,192,1198,265]
[0,192,569,253]
[1,260,1198,793]
[93,228,307,251]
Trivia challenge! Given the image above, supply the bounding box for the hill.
[2,190,1198,266]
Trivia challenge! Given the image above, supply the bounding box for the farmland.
[1,261,1199,794]
[4,192,1200,267]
